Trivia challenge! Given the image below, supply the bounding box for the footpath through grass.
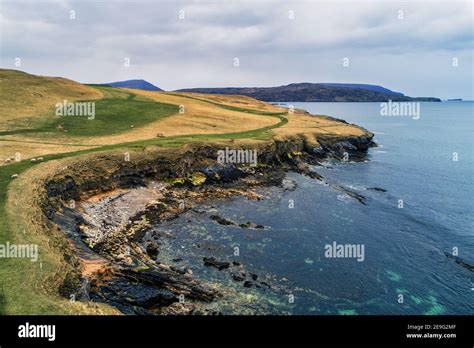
[0,88,288,314]
[167,92,288,116]
[0,87,179,137]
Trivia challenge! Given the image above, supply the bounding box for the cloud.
[0,0,472,98]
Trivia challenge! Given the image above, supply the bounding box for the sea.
[154,101,474,315]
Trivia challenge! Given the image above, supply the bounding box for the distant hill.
[107,79,162,91]
[177,83,440,102]
[318,83,404,97]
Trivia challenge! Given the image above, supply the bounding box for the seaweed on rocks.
[210,215,267,229]
[41,132,375,314]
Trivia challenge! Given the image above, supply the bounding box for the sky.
[0,0,473,99]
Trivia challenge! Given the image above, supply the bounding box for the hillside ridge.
[177,82,440,102]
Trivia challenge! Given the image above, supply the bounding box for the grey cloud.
[0,0,472,99]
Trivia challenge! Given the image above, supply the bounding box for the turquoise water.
[157,102,474,315]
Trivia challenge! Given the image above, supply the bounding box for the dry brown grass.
[177,92,285,113]
[272,109,366,145]
[5,158,120,314]
[0,140,94,164]
[1,71,372,315]
[0,69,103,131]
[0,71,367,162]
[84,89,281,144]
[0,86,283,161]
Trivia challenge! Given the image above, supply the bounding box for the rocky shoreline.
[43,133,375,314]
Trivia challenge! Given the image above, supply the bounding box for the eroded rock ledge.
[41,134,375,314]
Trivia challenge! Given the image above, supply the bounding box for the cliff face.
[177,83,441,102]
[41,133,375,315]
[44,134,375,209]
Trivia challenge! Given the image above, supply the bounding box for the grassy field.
[0,69,103,131]
[0,69,368,314]
[1,87,179,138]
[167,91,286,115]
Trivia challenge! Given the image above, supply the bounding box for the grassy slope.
[0,86,179,137]
[0,71,366,315]
[167,92,287,116]
[0,77,285,161]
[0,69,103,131]
[0,74,289,315]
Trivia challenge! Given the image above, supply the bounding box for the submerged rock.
[367,187,387,192]
[445,252,474,272]
[146,241,160,257]
[210,215,266,230]
[210,215,235,226]
[281,178,298,191]
[232,272,246,282]
[42,132,375,315]
[243,281,253,288]
[333,184,368,205]
[238,222,265,229]
[203,257,230,270]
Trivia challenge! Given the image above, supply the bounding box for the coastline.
[40,133,375,314]
[0,69,383,314]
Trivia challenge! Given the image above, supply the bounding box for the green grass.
[0,87,179,137]
[0,86,290,314]
[47,98,178,137]
[167,92,288,116]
